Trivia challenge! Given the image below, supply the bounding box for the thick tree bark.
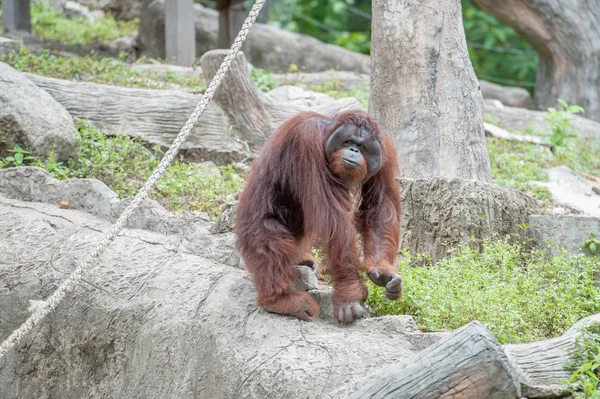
[472,0,600,122]
[370,0,492,182]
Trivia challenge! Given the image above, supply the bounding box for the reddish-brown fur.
[235,110,401,322]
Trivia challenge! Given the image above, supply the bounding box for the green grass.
[487,135,600,204]
[0,48,208,91]
[366,238,600,344]
[7,120,245,219]
[31,0,138,46]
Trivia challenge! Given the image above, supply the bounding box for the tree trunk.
[331,322,521,399]
[471,0,600,122]
[370,0,492,182]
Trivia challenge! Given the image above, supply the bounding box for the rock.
[267,85,343,108]
[0,37,21,57]
[479,79,534,109]
[107,35,138,56]
[484,99,600,140]
[90,9,106,19]
[139,0,370,74]
[0,63,76,160]
[530,215,600,257]
[210,202,237,234]
[63,1,95,22]
[291,265,319,292]
[272,70,370,91]
[534,166,600,217]
[130,63,202,78]
[0,189,432,398]
[0,172,595,397]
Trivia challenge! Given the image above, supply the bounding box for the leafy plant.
[19,120,244,219]
[583,233,600,255]
[366,238,600,344]
[564,323,600,398]
[547,99,584,148]
[251,68,279,92]
[0,144,38,167]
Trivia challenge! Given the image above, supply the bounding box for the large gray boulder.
[0,171,595,398]
[0,63,76,160]
[139,0,370,74]
[479,80,534,109]
[0,37,21,57]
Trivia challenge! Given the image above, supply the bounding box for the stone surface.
[0,189,435,399]
[0,63,76,160]
[63,1,95,21]
[534,166,600,217]
[0,170,593,398]
[272,70,370,91]
[484,99,600,140]
[130,63,202,77]
[0,37,21,57]
[530,215,600,257]
[0,167,239,266]
[480,79,534,109]
[267,85,347,109]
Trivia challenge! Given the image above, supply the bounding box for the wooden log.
[200,49,274,148]
[165,0,196,66]
[505,314,600,398]
[484,122,551,148]
[329,321,521,399]
[25,74,246,165]
[23,55,361,162]
[2,0,31,33]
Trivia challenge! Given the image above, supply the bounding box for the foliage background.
[264,0,538,92]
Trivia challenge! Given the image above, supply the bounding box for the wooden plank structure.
[2,0,31,33]
[165,0,196,66]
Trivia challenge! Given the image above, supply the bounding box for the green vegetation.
[1,121,244,219]
[366,238,600,344]
[0,48,208,91]
[565,323,600,398]
[486,101,600,204]
[269,0,537,90]
[31,0,138,46]
[251,67,280,92]
[583,233,600,255]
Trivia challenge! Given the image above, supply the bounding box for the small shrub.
[251,68,279,92]
[366,238,600,344]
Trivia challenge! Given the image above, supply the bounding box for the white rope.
[0,0,266,360]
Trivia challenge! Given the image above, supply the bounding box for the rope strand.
[0,0,266,360]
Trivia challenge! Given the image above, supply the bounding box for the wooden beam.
[165,0,196,66]
[2,0,32,33]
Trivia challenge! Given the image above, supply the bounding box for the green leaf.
[14,152,24,164]
[590,233,596,240]
[590,242,597,254]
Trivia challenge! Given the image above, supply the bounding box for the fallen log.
[330,321,521,399]
[484,99,600,141]
[484,122,551,148]
[25,51,362,163]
